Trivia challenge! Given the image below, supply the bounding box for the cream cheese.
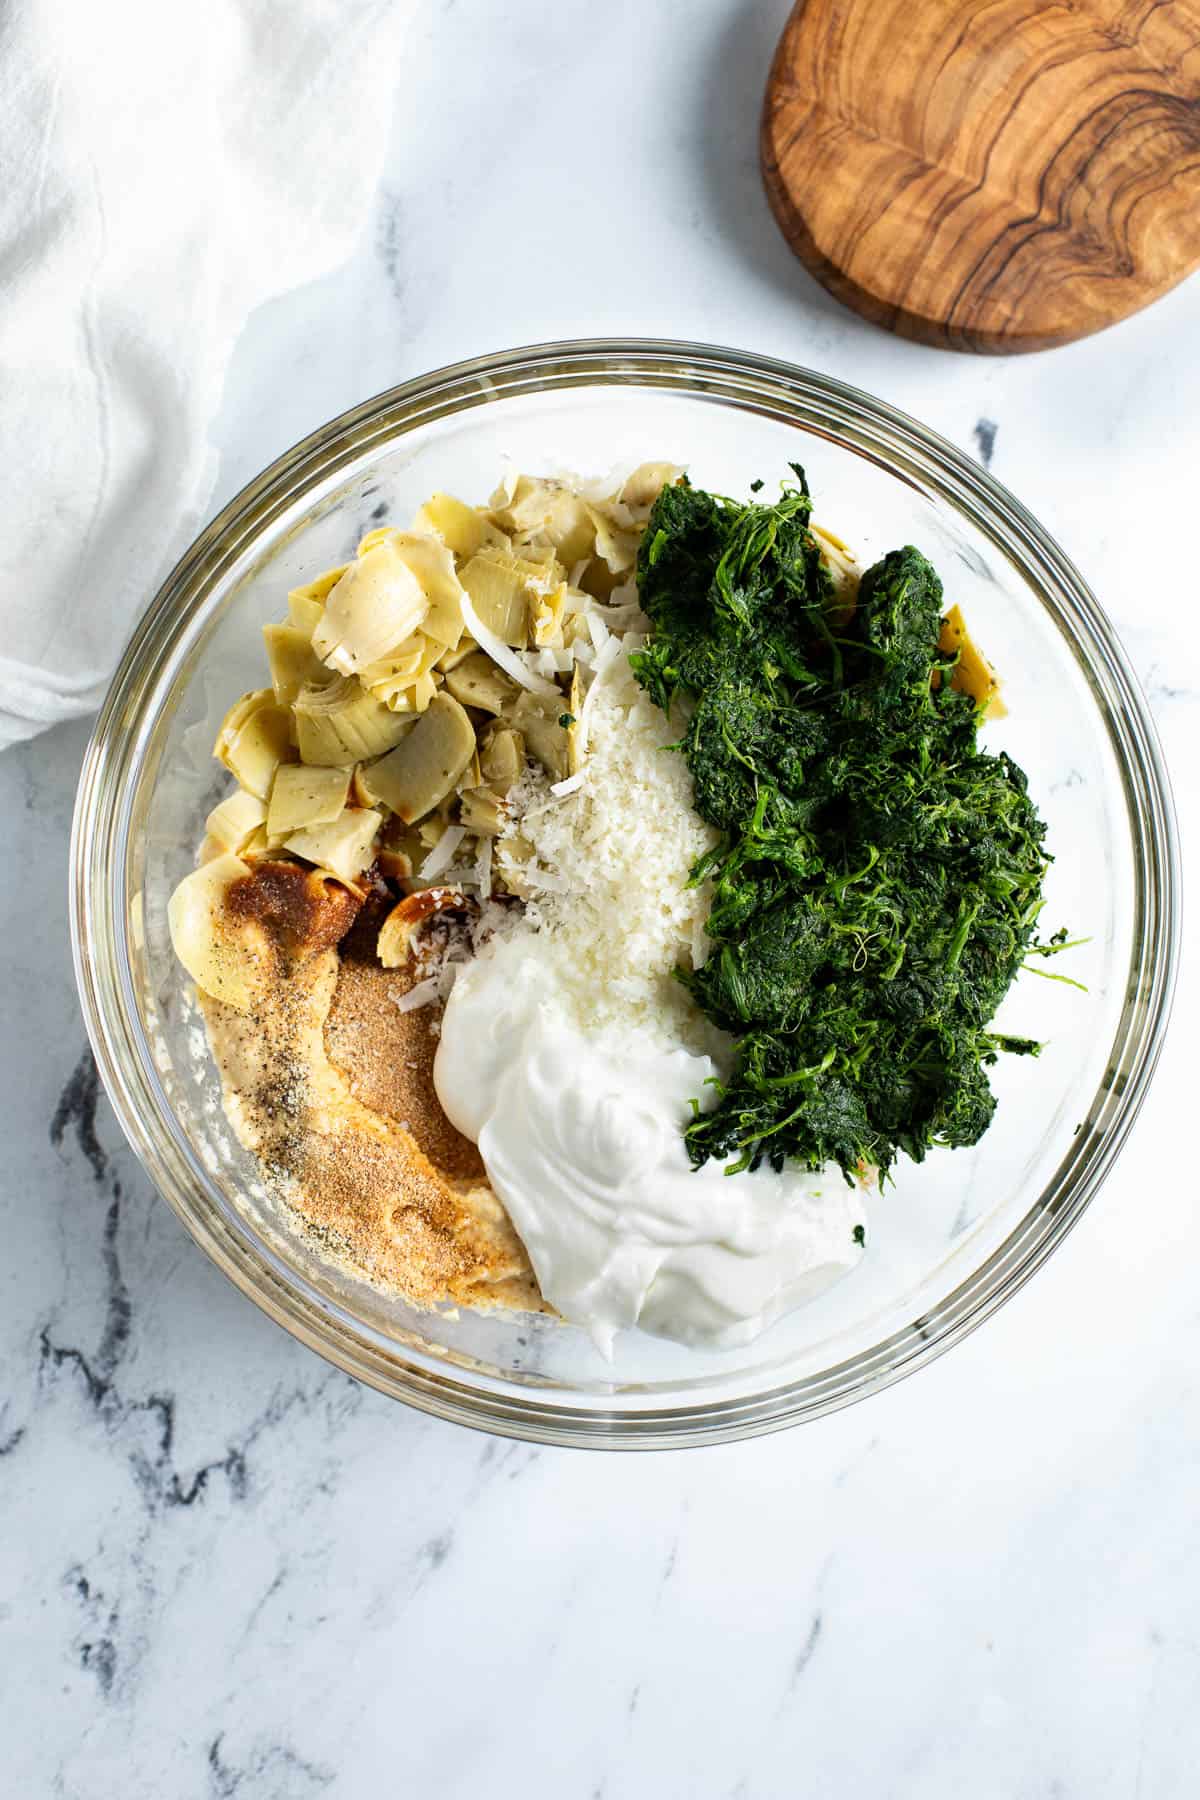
[434,947,867,1355]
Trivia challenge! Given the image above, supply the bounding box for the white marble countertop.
[3,2,1198,1793]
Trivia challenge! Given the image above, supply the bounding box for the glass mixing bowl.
[71,341,1180,1448]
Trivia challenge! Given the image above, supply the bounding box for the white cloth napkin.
[0,0,409,748]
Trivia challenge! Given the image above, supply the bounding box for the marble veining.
[4,1,1200,1793]
[972,419,998,470]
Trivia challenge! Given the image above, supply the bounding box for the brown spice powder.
[200,865,546,1315]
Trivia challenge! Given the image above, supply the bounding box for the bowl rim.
[70,337,1182,1449]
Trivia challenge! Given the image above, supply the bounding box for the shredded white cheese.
[490,645,726,1057]
[419,825,466,880]
[394,975,440,1013]
[473,832,493,896]
[458,585,558,697]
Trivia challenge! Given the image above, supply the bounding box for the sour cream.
[434,948,867,1356]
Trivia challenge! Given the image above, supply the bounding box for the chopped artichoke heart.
[359,692,477,823]
[498,477,596,567]
[214,689,267,758]
[459,551,532,646]
[493,475,559,532]
[939,605,1007,719]
[587,503,639,574]
[436,634,478,672]
[513,691,569,781]
[267,763,352,841]
[377,816,425,881]
[444,651,518,716]
[411,493,506,560]
[361,638,426,685]
[284,808,382,888]
[312,543,429,675]
[388,531,466,649]
[394,673,440,712]
[361,675,418,714]
[287,594,324,638]
[543,493,594,567]
[494,831,536,899]
[457,578,559,696]
[263,622,324,707]
[618,461,683,516]
[530,579,569,648]
[294,674,417,765]
[812,523,861,625]
[459,786,508,836]
[512,542,561,574]
[214,689,294,800]
[167,854,264,1013]
[488,467,520,511]
[359,633,445,708]
[480,724,524,791]
[288,564,346,620]
[205,789,267,855]
[355,757,389,808]
[240,825,272,863]
[357,525,392,556]
[205,789,268,856]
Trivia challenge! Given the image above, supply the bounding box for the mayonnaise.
[434,947,867,1356]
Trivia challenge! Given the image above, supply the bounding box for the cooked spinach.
[630,468,1051,1185]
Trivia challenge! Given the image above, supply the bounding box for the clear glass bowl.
[71,341,1181,1448]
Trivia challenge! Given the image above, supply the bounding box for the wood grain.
[761,0,1200,352]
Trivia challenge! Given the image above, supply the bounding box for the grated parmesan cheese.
[419,825,466,880]
[486,644,727,1058]
[394,975,440,1013]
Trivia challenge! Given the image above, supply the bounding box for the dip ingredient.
[632,470,1049,1185]
[436,955,865,1356]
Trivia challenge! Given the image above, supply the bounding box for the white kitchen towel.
[0,0,409,749]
